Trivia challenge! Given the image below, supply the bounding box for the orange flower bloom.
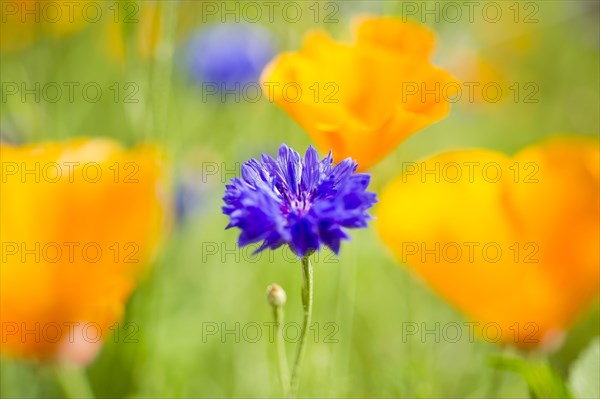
[0,138,171,361]
[261,17,457,170]
[376,137,599,348]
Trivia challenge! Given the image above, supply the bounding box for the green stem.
[54,364,94,399]
[273,305,290,395]
[289,255,314,398]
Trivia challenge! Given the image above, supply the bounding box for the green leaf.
[489,355,573,399]
[568,337,600,399]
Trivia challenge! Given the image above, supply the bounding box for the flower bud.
[266,284,286,307]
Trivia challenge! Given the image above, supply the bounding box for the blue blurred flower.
[186,23,276,88]
[175,177,206,224]
[223,144,377,257]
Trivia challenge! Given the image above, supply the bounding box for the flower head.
[261,17,458,170]
[266,284,287,307]
[0,138,171,361]
[223,144,377,257]
[376,136,599,348]
[186,23,277,89]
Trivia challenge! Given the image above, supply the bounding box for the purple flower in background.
[186,23,276,88]
[223,144,377,257]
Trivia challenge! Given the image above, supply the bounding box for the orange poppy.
[376,137,599,348]
[261,17,458,170]
[0,138,171,361]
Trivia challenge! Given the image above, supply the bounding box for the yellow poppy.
[0,138,171,361]
[261,17,457,170]
[376,137,599,348]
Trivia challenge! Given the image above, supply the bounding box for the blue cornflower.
[223,144,377,257]
[185,23,276,88]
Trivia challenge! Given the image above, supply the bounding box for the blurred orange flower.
[0,138,171,361]
[376,137,599,348]
[261,17,458,170]
[0,0,92,53]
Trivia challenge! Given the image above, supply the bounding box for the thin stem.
[273,305,290,395]
[54,364,94,399]
[289,255,313,398]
